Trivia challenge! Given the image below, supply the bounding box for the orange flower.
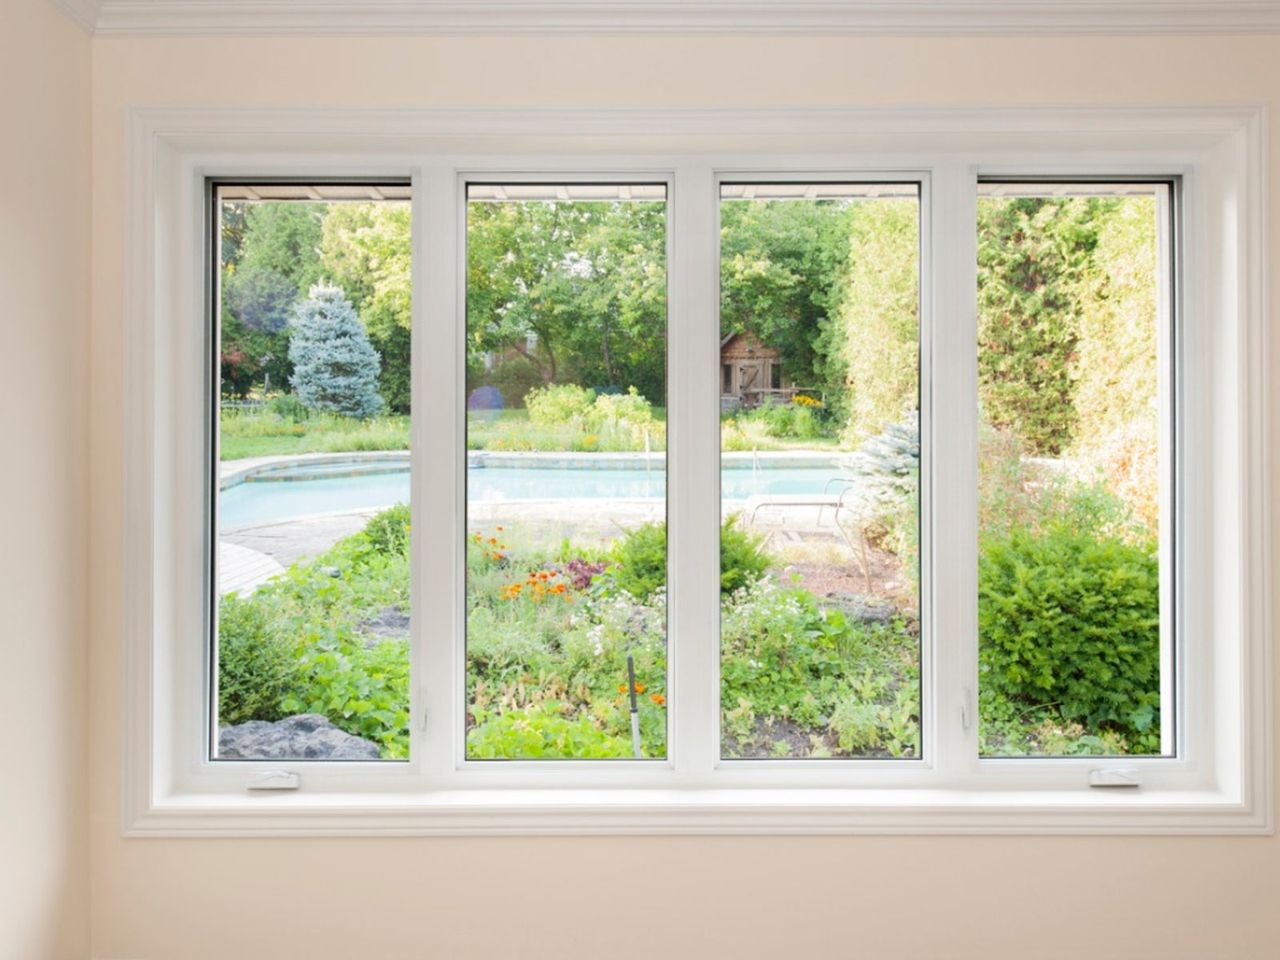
[488,537,498,545]
[650,693,666,706]
[617,684,627,694]
[634,682,646,694]
[496,526,504,531]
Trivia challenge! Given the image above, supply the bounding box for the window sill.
[125,784,1271,836]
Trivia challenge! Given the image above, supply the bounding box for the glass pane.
[718,182,922,759]
[976,182,1170,757]
[465,183,668,760]
[213,184,413,761]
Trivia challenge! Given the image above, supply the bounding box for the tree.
[321,203,413,411]
[976,197,1104,456]
[719,198,853,403]
[288,284,383,418]
[829,198,920,442]
[219,201,326,398]
[465,199,667,403]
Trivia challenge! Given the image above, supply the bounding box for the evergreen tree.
[288,284,383,419]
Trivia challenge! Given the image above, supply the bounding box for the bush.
[587,388,653,430]
[268,392,309,421]
[978,522,1160,749]
[732,397,829,441]
[607,518,772,600]
[362,503,411,556]
[288,283,383,419]
[217,594,298,726]
[525,383,595,426]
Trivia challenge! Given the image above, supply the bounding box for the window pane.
[213,183,413,761]
[465,183,668,760]
[976,182,1171,757]
[718,183,922,759]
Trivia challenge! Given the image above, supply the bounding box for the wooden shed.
[720,331,793,409]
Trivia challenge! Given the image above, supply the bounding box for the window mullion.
[418,163,461,783]
[669,162,719,783]
[927,163,980,780]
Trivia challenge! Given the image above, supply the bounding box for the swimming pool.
[219,462,837,528]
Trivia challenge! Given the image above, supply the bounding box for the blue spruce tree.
[288,283,383,419]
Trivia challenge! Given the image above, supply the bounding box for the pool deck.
[219,541,285,596]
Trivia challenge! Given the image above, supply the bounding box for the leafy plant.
[978,522,1161,751]
[467,702,633,759]
[216,594,298,726]
[362,502,411,556]
[606,518,772,601]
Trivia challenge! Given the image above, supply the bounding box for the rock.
[360,604,411,642]
[822,592,898,624]
[218,714,381,760]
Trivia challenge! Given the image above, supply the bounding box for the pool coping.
[219,448,846,490]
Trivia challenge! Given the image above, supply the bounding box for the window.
[463,182,668,760]
[124,106,1269,835]
[718,182,921,759]
[975,181,1175,758]
[211,181,413,762]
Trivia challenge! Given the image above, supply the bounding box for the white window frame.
[122,106,1271,836]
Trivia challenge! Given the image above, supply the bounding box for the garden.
[215,183,1165,761]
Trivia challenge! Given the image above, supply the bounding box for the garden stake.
[627,654,642,758]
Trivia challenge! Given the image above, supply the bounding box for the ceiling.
[51,0,1280,37]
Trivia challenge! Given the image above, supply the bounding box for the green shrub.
[362,502,411,556]
[268,392,309,421]
[587,387,653,430]
[280,631,410,758]
[217,594,298,726]
[607,518,773,600]
[467,702,633,759]
[978,522,1160,749]
[525,383,595,426]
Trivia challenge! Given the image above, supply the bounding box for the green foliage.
[720,578,920,758]
[216,595,297,726]
[720,198,854,403]
[467,199,668,402]
[320,203,414,412]
[729,396,831,441]
[218,409,408,460]
[831,198,920,441]
[606,521,668,600]
[267,392,309,421]
[362,502,411,556]
[288,283,384,419]
[606,518,772,601]
[280,632,410,758]
[977,197,1103,455]
[216,506,413,757]
[978,522,1161,753]
[524,383,595,426]
[467,702,633,759]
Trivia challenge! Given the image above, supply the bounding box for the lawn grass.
[221,405,842,460]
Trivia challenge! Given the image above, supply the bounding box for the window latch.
[1089,767,1142,788]
[247,770,300,791]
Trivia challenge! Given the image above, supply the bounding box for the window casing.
[122,106,1271,835]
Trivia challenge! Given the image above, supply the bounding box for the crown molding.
[74,1,1280,38]
[50,0,101,32]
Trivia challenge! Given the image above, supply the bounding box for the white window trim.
[121,105,1272,836]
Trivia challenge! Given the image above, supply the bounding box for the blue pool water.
[219,464,833,529]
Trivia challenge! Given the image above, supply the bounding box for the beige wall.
[0,2,90,959]
[85,34,1278,960]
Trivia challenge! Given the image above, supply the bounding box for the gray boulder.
[218,714,381,760]
[823,592,899,624]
